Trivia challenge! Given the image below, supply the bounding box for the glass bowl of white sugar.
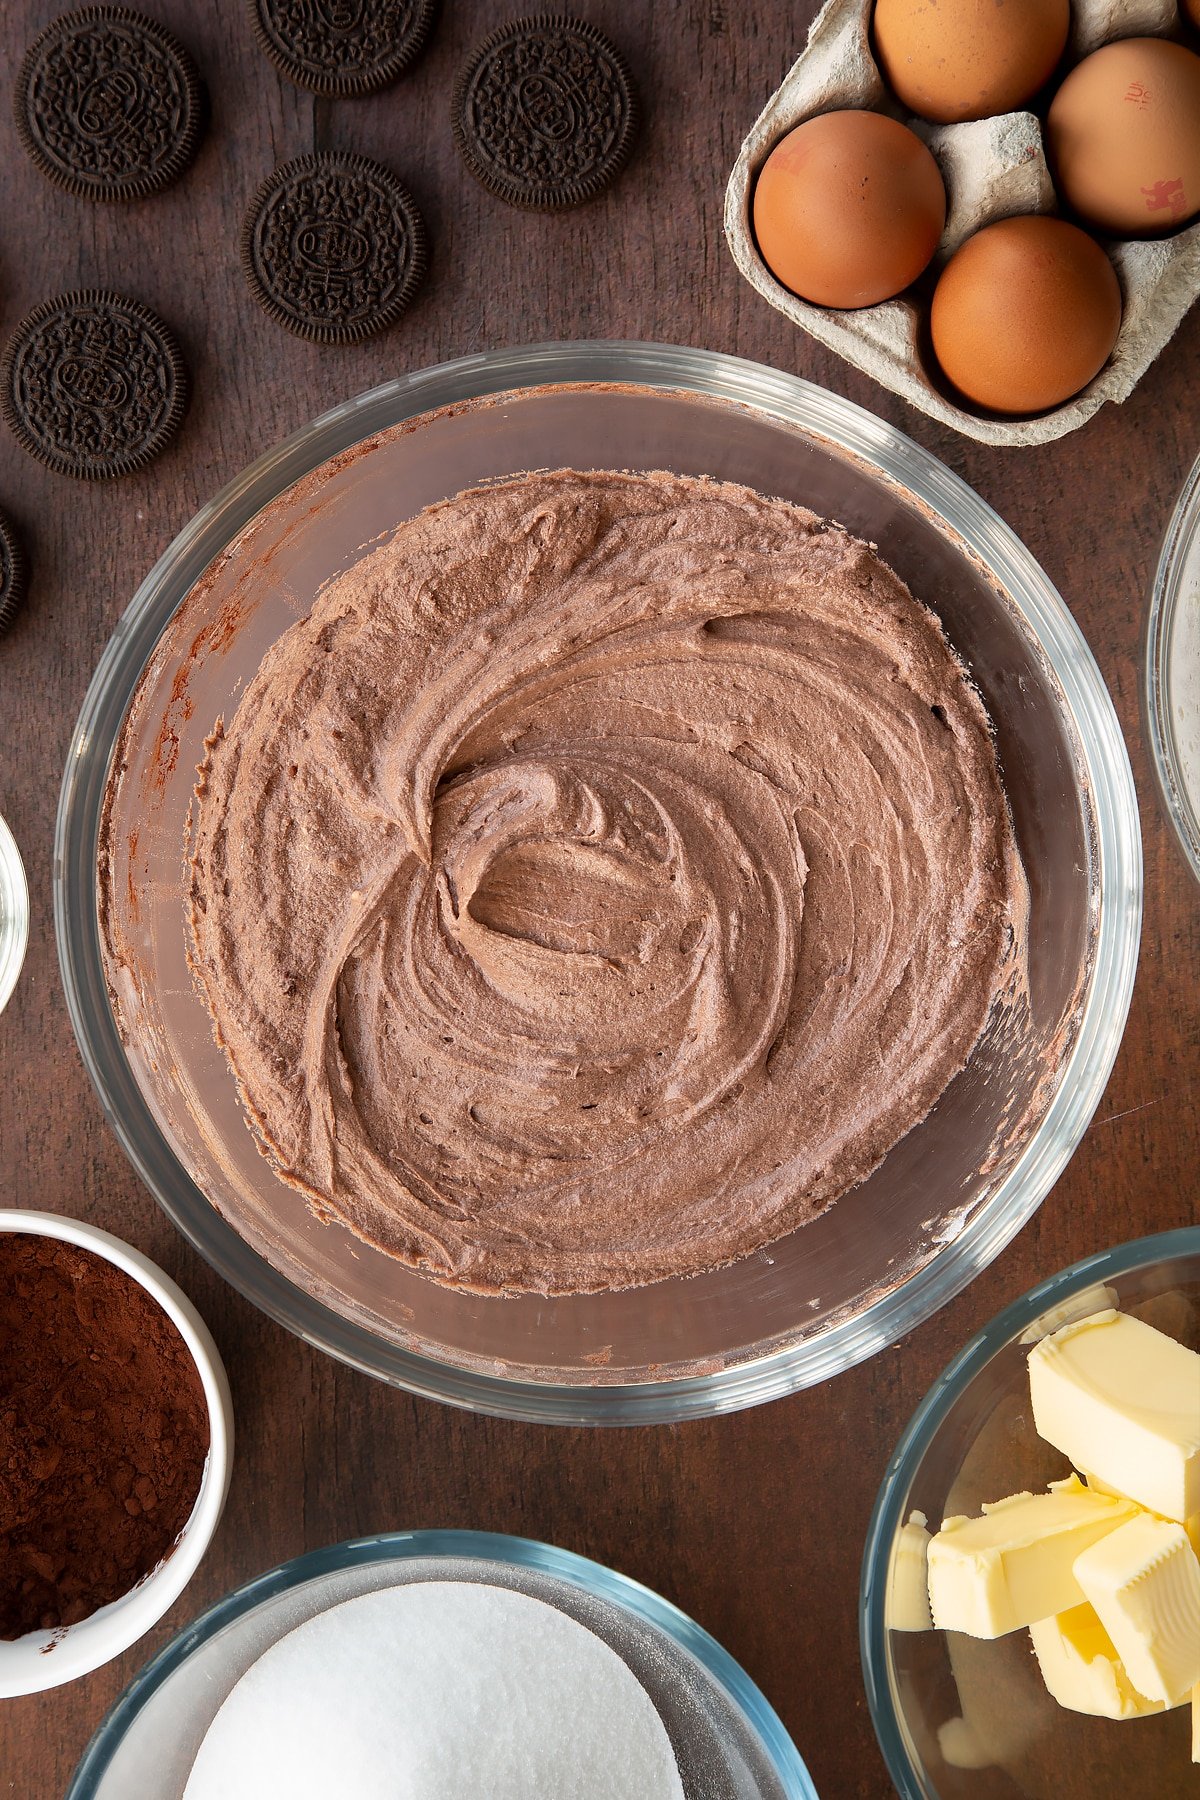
[67,1529,817,1800]
[1146,448,1200,882]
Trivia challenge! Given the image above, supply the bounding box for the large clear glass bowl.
[1145,448,1200,881]
[860,1228,1200,1798]
[66,1530,816,1800]
[55,342,1142,1423]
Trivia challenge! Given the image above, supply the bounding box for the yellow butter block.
[1080,1469,1136,1504]
[1073,1512,1200,1705]
[888,1510,933,1632]
[927,1475,1136,1638]
[1028,1309,1200,1523]
[936,1716,991,1770]
[1019,1282,1119,1346]
[1191,1518,1200,1764]
[1030,1603,1172,1720]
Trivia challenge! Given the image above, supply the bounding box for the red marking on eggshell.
[1141,178,1187,214]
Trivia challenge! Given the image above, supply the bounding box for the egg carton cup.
[724,0,1200,446]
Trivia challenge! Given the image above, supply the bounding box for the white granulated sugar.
[1170,581,1200,828]
[183,1581,685,1800]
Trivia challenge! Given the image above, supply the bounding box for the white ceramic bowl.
[0,811,29,1016]
[0,1209,233,1696]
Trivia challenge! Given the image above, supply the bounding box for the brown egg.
[1182,0,1200,33]
[1047,38,1200,236]
[930,216,1122,415]
[873,0,1069,123]
[752,110,946,309]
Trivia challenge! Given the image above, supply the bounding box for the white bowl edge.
[0,1208,233,1696]
[0,812,30,1018]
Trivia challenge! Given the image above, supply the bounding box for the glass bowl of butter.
[861,1227,1200,1798]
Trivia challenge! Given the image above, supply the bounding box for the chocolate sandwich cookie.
[242,152,429,344]
[452,14,639,211]
[1,291,189,481]
[249,0,439,96]
[0,513,29,637]
[15,6,204,202]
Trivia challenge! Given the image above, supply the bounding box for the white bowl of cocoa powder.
[0,1209,233,1695]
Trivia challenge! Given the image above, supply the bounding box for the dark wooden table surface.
[0,3,1196,1794]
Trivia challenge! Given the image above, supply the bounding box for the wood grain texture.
[0,2,1197,1793]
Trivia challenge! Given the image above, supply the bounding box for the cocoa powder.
[0,1232,209,1639]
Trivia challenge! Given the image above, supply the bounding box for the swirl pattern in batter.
[186,468,1026,1295]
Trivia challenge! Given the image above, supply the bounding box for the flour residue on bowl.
[1168,580,1200,832]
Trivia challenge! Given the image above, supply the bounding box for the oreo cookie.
[1,291,189,481]
[249,0,439,96]
[242,152,429,344]
[452,15,639,211]
[0,513,29,638]
[15,6,204,203]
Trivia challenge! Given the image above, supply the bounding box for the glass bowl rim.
[54,338,1143,1424]
[65,1526,818,1800]
[858,1224,1200,1800]
[1145,446,1200,882]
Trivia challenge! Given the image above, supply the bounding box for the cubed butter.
[1073,1512,1200,1706]
[927,1475,1136,1638]
[936,1716,990,1770]
[887,1510,933,1632]
[1029,1603,1171,1720]
[1018,1282,1119,1346]
[1191,1519,1200,1763]
[1079,1469,1128,1503]
[1028,1309,1200,1522]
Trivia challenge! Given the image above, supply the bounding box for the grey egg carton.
[724,0,1200,446]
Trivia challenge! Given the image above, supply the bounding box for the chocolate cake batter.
[186,469,1026,1296]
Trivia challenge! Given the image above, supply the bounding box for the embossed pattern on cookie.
[15,6,204,202]
[452,14,639,211]
[249,0,439,96]
[1,291,189,481]
[241,152,429,343]
[0,513,29,638]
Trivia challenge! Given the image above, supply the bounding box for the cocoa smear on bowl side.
[0,1233,209,1640]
